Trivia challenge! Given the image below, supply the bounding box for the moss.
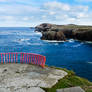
[86,89,92,92]
[43,66,92,92]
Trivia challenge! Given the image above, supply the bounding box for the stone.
[56,86,85,92]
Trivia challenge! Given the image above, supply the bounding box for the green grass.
[56,24,92,30]
[42,66,92,92]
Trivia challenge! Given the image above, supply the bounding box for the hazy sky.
[0,0,92,27]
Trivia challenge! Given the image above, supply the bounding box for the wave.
[13,38,30,45]
[18,38,30,42]
[85,41,92,44]
[0,31,13,35]
[43,40,65,43]
[14,38,30,43]
[68,39,75,43]
[87,62,92,64]
[54,43,59,45]
[43,39,75,43]
[72,43,83,48]
[35,31,42,35]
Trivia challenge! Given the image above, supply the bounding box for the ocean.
[0,27,92,81]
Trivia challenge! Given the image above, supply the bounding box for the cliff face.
[35,23,92,41]
[41,31,66,41]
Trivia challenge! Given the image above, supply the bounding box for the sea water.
[0,27,92,81]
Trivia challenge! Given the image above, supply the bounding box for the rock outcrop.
[35,23,92,41]
[35,23,52,32]
[41,31,66,41]
[0,64,67,92]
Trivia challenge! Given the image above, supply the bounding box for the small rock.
[2,69,7,73]
[56,86,85,92]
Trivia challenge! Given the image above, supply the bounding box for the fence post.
[27,53,28,63]
[14,53,15,63]
[20,53,22,63]
[4,53,5,64]
[16,53,18,63]
[9,53,10,63]
[1,53,3,64]
[11,53,13,63]
[28,54,30,63]
[6,53,8,63]
[42,56,46,68]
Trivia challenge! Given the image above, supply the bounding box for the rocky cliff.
[35,23,92,41]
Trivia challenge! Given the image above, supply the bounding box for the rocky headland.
[35,23,92,41]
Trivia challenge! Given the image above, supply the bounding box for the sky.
[0,0,92,27]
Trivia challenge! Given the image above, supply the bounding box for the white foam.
[54,43,59,45]
[13,38,30,45]
[35,32,42,35]
[72,43,83,47]
[43,40,65,43]
[18,38,30,42]
[87,62,92,64]
[68,39,74,43]
[86,41,92,44]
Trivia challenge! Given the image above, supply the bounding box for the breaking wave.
[43,40,65,43]
[72,43,83,48]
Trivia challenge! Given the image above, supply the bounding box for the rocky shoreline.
[35,23,92,41]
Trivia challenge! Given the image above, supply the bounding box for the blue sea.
[0,27,92,81]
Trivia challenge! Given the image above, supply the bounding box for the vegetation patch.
[42,66,92,92]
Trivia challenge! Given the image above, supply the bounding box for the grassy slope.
[51,24,92,31]
[42,67,92,92]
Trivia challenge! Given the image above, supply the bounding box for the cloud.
[43,1,89,18]
[0,0,92,26]
[76,0,92,2]
[41,1,92,25]
[0,15,36,27]
[44,1,70,11]
[0,4,40,16]
[0,0,8,2]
